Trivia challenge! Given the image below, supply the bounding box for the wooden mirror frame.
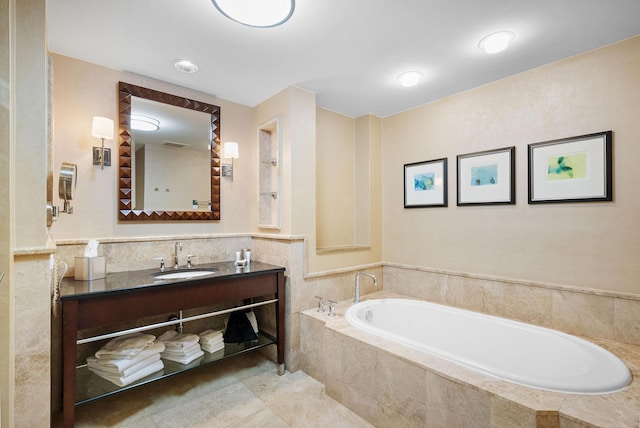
[118,82,221,221]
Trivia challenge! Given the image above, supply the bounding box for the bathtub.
[345,298,631,394]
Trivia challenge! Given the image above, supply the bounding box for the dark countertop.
[60,261,285,301]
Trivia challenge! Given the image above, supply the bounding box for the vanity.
[59,261,285,428]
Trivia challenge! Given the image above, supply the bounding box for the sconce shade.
[92,117,114,140]
[224,142,239,159]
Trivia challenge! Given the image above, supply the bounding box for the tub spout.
[354,272,377,303]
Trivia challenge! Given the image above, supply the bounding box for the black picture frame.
[528,131,613,204]
[404,158,448,208]
[457,146,515,206]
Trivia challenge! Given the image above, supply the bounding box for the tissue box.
[74,256,106,281]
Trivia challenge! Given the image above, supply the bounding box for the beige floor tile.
[53,353,366,428]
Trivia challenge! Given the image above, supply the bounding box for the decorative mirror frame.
[118,82,221,221]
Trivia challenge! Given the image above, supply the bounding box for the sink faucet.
[354,272,377,303]
[174,242,182,270]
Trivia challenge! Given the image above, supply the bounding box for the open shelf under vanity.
[60,261,286,428]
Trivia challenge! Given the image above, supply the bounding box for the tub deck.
[301,291,640,427]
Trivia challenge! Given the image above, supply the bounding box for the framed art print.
[528,131,612,204]
[404,158,448,208]
[457,146,515,206]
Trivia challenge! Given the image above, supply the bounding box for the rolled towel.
[87,342,165,373]
[89,359,164,387]
[95,333,156,359]
[88,353,161,378]
[157,330,200,350]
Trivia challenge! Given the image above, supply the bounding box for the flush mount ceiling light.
[397,71,424,87]
[211,0,295,28]
[478,31,515,54]
[174,59,199,73]
[131,114,160,131]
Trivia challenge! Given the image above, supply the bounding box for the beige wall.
[50,54,254,241]
[316,108,356,248]
[382,36,640,294]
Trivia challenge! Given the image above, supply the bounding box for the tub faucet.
[354,272,377,303]
[174,242,182,270]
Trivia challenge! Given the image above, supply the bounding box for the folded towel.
[201,337,224,348]
[95,333,156,359]
[88,342,165,371]
[88,353,161,378]
[157,330,200,350]
[89,359,164,387]
[201,342,225,354]
[161,349,204,365]
[199,329,223,342]
[160,342,201,358]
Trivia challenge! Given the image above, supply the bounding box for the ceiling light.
[211,0,295,28]
[397,71,423,87]
[478,31,515,54]
[174,59,199,73]
[131,114,160,131]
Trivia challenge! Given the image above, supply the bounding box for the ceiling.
[47,0,640,118]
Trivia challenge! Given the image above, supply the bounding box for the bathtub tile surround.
[301,292,640,427]
[384,264,640,347]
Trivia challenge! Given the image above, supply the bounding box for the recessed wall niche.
[258,118,281,229]
[316,109,373,251]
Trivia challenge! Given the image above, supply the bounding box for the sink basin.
[151,269,217,280]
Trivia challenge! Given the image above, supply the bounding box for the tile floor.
[53,352,373,427]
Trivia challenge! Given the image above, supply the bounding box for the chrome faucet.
[354,272,377,303]
[174,242,182,270]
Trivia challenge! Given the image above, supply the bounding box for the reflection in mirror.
[131,97,211,211]
[118,82,221,221]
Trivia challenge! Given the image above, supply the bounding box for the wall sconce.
[92,116,114,169]
[222,142,239,180]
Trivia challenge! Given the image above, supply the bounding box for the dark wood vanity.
[60,261,285,428]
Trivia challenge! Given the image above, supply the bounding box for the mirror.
[118,82,221,221]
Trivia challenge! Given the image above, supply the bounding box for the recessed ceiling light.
[397,71,424,87]
[478,31,515,54]
[211,0,295,28]
[174,59,199,73]
[131,114,160,131]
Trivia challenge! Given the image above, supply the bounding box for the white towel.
[160,342,201,358]
[246,311,259,333]
[95,333,156,359]
[88,342,165,371]
[201,342,225,354]
[201,337,224,347]
[199,329,223,342]
[157,330,200,350]
[89,359,164,387]
[88,353,161,378]
[161,349,204,365]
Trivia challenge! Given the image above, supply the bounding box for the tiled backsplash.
[383,264,640,347]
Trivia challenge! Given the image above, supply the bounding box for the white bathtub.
[345,298,631,394]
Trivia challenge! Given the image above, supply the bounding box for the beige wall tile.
[552,291,614,339]
[504,284,554,327]
[426,371,490,427]
[614,298,640,345]
[490,396,539,428]
[377,352,427,426]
